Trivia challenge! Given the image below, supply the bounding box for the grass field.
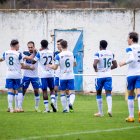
[0,93,140,140]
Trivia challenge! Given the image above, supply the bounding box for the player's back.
[127,44,140,76]
[35,49,54,78]
[3,50,22,79]
[58,50,74,80]
[95,50,114,78]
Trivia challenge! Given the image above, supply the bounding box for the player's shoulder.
[23,50,30,56]
[126,47,133,53]
[54,51,60,56]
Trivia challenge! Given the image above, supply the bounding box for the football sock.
[69,93,75,106]
[55,93,58,109]
[128,96,134,118]
[7,92,14,110]
[14,93,18,109]
[137,94,140,111]
[18,92,23,109]
[96,95,103,115]
[60,94,67,111]
[51,94,56,105]
[44,100,49,111]
[35,94,40,109]
[106,93,112,113]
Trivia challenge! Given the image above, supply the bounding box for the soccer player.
[119,32,140,122]
[54,39,63,110]
[33,40,56,112]
[48,40,76,113]
[21,41,40,112]
[0,40,34,113]
[93,40,117,117]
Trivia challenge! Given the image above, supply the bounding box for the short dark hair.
[40,40,48,49]
[57,39,63,43]
[129,32,139,43]
[60,40,67,49]
[10,39,19,46]
[27,41,35,46]
[100,40,108,49]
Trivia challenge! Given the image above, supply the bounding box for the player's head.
[10,39,19,51]
[99,40,108,50]
[40,40,48,49]
[128,32,139,45]
[27,41,35,53]
[60,40,67,49]
[57,39,63,51]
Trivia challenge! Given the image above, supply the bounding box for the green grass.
[0,93,140,140]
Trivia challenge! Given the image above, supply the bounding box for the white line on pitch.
[13,126,140,140]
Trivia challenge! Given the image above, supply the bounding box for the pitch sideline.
[13,125,140,140]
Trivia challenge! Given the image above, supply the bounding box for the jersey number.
[9,56,14,65]
[103,58,111,68]
[65,59,70,68]
[43,56,52,65]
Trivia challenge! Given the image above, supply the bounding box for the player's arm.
[19,52,35,70]
[21,63,35,70]
[0,52,5,62]
[93,53,99,72]
[31,51,40,64]
[0,58,4,62]
[119,48,135,67]
[48,64,58,70]
[111,54,117,70]
[23,49,37,60]
[48,54,59,70]
[93,59,99,72]
[111,60,117,70]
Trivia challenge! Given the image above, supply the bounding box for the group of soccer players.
[0,31,140,123]
[0,38,76,113]
[93,31,140,123]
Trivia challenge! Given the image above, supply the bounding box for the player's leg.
[54,77,59,110]
[104,77,112,117]
[17,87,24,112]
[135,76,140,122]
[67,79,75,112]
[21,76,30,110]
[94,78,104,117]
[48,77,57,112]
[6,79,15,113]
[126,76,135,122]
[31,77,40,112]
[60,80,68,112]
[40,78,50,112]
[13,79,23,112]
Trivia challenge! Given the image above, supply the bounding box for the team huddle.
[0,39,76,113]
[0,31,140,122]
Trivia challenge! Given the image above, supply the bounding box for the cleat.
[125,117,134,122]
[63,109,68,113]
[35,108,41,113]
[51,103,57,112]
[94,112,104,117]
[43,110,50,113]
[108,112,112,117]
[7,108,10,112]
[17,109,24,112]
[10,109,16,113]
[69,104,74,112]
[138,112,140,123]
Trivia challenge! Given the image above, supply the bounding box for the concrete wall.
[0,9,139,93]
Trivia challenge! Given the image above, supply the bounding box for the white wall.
[0,9,139,93]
